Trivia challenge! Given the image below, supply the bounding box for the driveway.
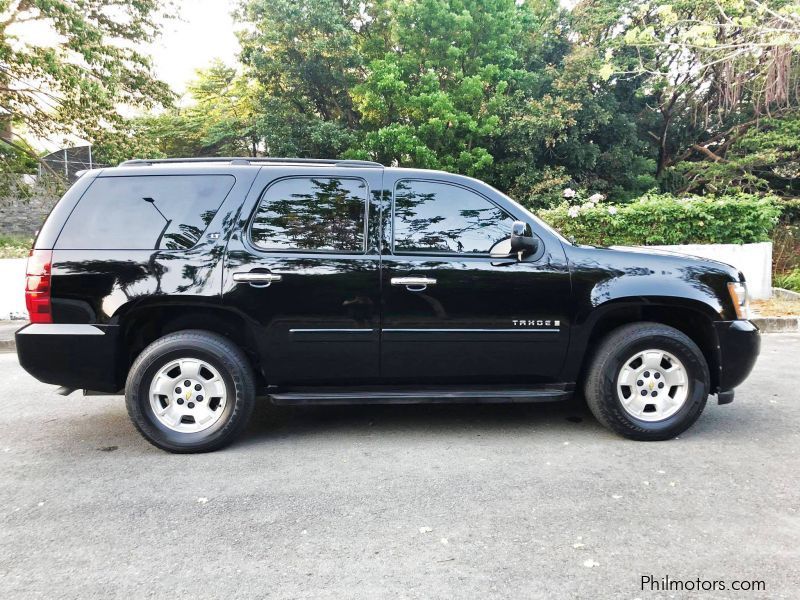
[1,335,798,599]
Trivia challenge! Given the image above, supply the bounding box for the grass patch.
[774,268,800,292]
[0,234,32,259]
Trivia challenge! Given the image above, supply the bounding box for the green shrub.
[774,269,800,292]
[540,193,781,246]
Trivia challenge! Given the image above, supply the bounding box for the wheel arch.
[119,304,265,390]
[568,297,722,393]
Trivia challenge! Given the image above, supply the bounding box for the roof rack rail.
[119,157,383,168]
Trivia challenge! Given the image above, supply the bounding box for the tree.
[233,0,659,206]
[673,110,800,196]
[492,0,657,205]
[0,0,174,161]
[350,0,530,176]
[605,0,800,189]
[236,0,364,156]
[89,0,800,207]
[624,0,800,113]
[183,62,263,157]
[94,63,262,164]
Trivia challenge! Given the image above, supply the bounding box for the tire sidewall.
[599,333,709,436]
[126,335,253,452]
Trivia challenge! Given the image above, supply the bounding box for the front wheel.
[125,330,256,453]
[584,322,710,441]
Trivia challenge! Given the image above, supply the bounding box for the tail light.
[25,249,53,323]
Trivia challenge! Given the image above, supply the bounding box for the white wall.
[648,242,772,299]
[0,258,27,320]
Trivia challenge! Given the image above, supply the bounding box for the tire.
[584,322,710,441]
[125,330,256,453]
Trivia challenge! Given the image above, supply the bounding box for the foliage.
[181,62,263,157]
[774,268,800,292]
[541,192,781,246]
[228,0,658,205]
[0,138,37,194]
[12,0,800,225]
[600,0,800,194]
[0,138,36,172]
[94,62,263,165]
[0,234,31,258]
[620,0,800,113]
[0,0,175,164]
[779,198,800,224]
[672,112,800,196]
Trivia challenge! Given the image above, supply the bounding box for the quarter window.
[56,175,235,250]
[393,180,515,254]
[250,177,367,252]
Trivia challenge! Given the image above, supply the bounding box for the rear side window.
[250,177,367,253]
[56,175,235,250]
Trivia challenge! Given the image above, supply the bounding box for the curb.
[0,320,21,353]
[751,316,800,333]
[772,287,800,301]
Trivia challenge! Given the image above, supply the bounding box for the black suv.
[16,158,760,452]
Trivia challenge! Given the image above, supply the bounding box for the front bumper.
[15,323,122,392]
[714,320,760,393]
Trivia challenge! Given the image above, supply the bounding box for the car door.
[222,167,383,385]
[380,175,571,385]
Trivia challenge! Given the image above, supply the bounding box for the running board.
[268,387,572,406]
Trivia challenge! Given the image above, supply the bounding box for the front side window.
[250,177,367,252]
[56,175,235,250]
[393,180,515,254]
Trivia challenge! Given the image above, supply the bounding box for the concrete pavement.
[0,336,798,599]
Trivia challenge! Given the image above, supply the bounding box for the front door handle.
[391,276,437,292]
[232,272,283,287]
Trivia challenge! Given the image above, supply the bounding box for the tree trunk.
[656,114,671,178]
[0,116,11,143]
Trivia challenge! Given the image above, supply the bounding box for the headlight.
[727,281,750,320]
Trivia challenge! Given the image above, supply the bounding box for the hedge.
[540,193,781,246]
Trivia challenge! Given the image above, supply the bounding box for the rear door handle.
[232,272,282,287]
[391,276,437,291]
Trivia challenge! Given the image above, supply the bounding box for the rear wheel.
[584,322,710,440]
[125,330,256,453]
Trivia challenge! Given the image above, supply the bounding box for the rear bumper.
[15,323,122,392]
[714,320,760,393]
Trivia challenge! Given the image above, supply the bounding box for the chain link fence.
[39,146,107,182]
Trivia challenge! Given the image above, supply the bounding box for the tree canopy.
[8,0,800,210]
[0,0,174,166]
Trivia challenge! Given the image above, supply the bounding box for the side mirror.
[510,220,538,258]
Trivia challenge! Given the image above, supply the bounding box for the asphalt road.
[1,335,799,600]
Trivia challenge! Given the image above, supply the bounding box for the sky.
[151,0,241,96]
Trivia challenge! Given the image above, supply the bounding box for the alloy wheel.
[148,358,228,433]
[616,349,689,422]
